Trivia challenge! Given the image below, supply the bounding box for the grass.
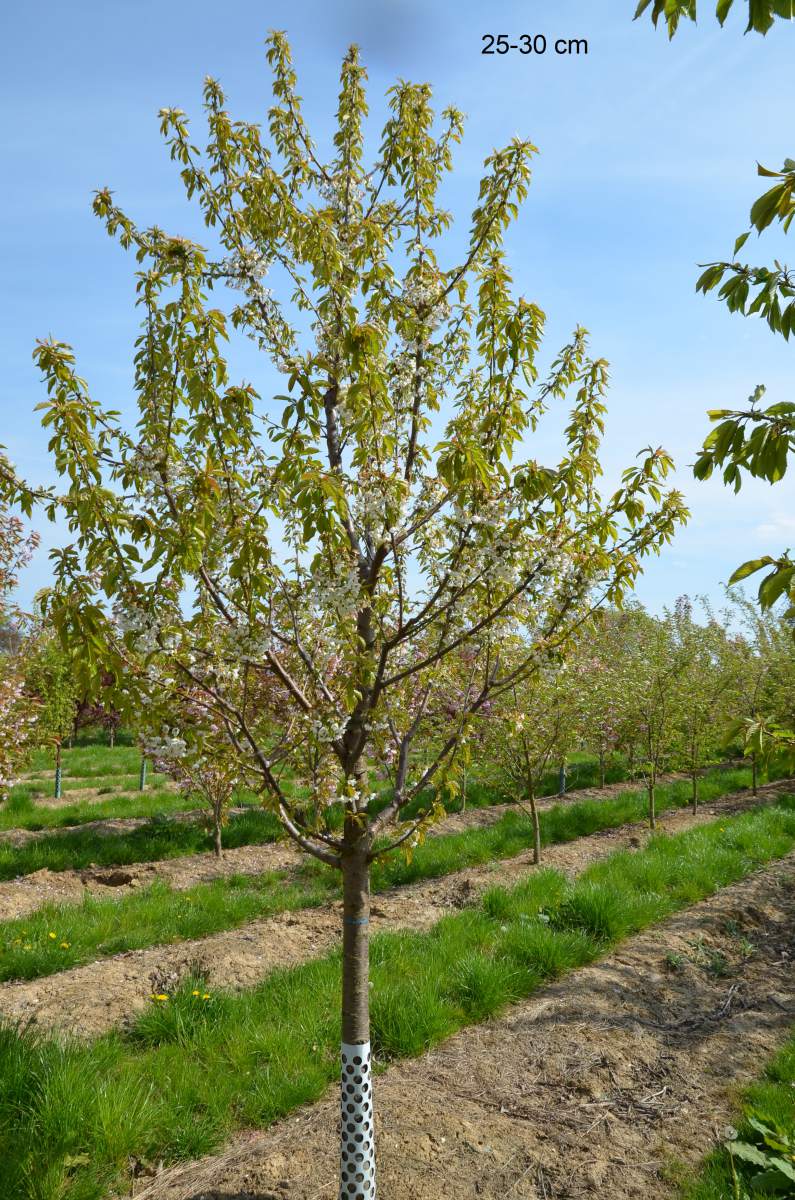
[680,1031,795,1199]
[0,781,261,833]
[0,808,283,882]
[7,740,643,833]
[0,756,768,885]
[0,871,337,981]
[0,763,779,983]
[2,800,795,1199]
[27,744,144,778]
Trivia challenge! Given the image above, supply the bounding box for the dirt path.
[0,766,742,922]
[2,783,786,1041]
[131,849,795,1200]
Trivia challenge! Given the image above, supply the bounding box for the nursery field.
[0,741,794,1198]
[3,7,795,1198]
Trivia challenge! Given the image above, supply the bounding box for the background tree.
[3,34,687,1194]
[670,596,737,810]
[482,658,575,863]
[723,589,792,791]
[24,626,80,798]
[142,705,238,857]
[618,603,691,827]
[571,611,637,787]
[0,483,40,801]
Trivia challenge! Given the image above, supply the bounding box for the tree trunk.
[339,825,374,1199]
[558,760,567,797]
[528,787,541,865]
[752,752,758,797]
[109,726,115,749]
[212,819,223,859]
[54,742,62,801]
[599,746,606,790]
[648,773,656,830]
[139,757,147,791]
[691,767,698,814]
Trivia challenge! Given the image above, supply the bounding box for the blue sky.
[2,0,793,613]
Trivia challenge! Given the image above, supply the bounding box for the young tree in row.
[669,596,739,810]
[570,610,638,788]
[723,589,793,792]
[0,487,40,802]
[23,626,81,798]
[4,36,687,1194]
[482,658,576,863]
[615,603,691,828]
[142,713,239,858]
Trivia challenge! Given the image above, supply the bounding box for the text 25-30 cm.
[482,35,588,56]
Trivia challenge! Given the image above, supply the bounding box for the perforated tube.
[339,1041,375,1198]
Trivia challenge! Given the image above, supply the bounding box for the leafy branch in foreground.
[693,158,795,618]
[634,0,795,37]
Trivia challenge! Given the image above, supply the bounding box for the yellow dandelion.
[48,932,56,940]
[154,993,169,1002]
[60,942,70,950]
[202,993,210,1001]
[191,989,200,996]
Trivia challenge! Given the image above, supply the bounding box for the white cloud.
[754,513,795,544]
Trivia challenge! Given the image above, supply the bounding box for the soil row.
[132,847,795,1200]
[0,783,779,1041]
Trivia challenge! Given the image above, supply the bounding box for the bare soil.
[131,850,795,1200]
[1,783,785,1041]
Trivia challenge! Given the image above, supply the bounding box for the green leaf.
[727,1141,771,1168]
[728,557,773,584]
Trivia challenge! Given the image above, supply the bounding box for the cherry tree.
[665,597,736,809]
[141,692,249,857]
[615,603,692,828]
[570,611,639,788]
[482,657,576,862]
[23,625,81,798]
[4,36,687,1196]
[0,481,40,801]
[723,589,792,792]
